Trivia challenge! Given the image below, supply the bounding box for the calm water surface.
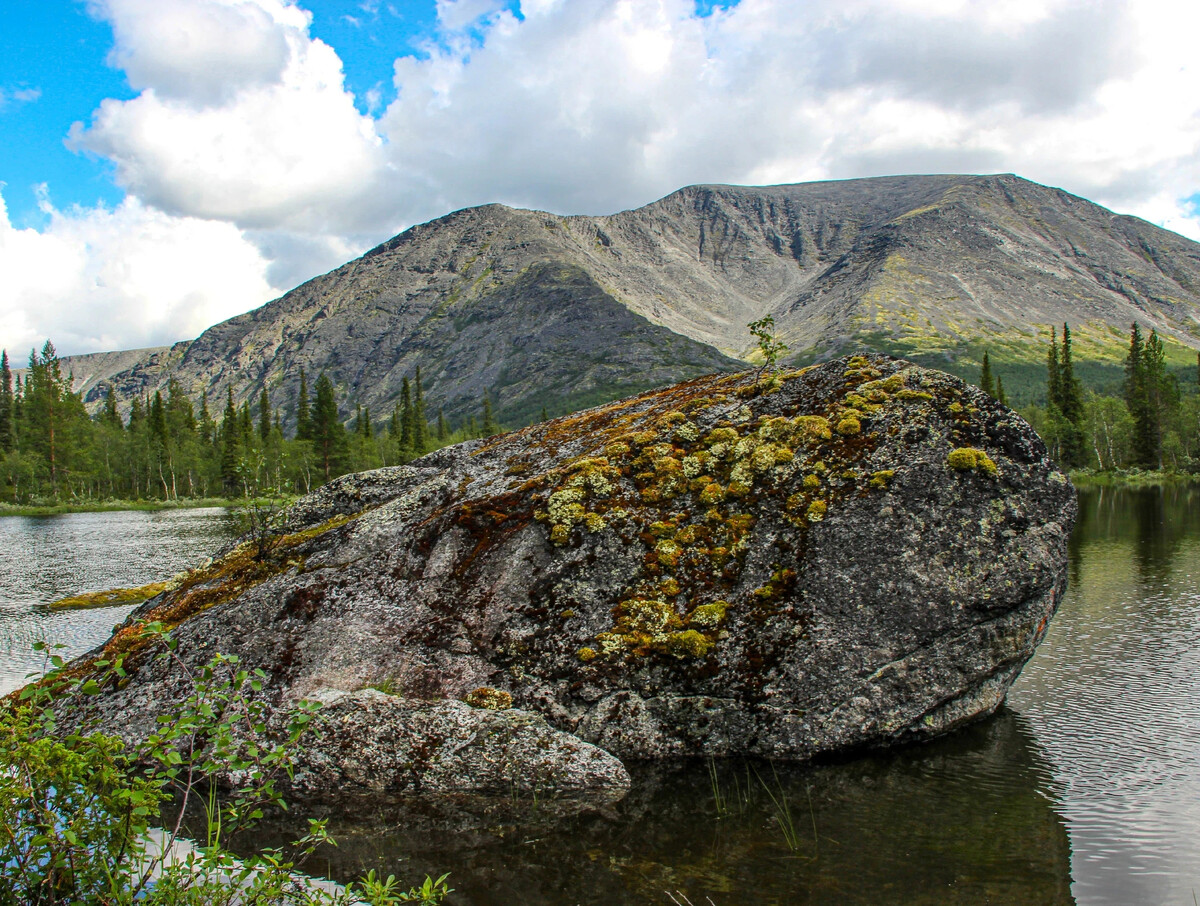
[0,507,237,688]
[1,489,1197,905]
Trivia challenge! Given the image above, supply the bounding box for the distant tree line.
[981,323,1200,473]
[0,342,503,505]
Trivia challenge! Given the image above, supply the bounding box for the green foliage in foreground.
[1,631,450,905]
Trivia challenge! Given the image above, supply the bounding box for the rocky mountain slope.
[62,174,1200,427]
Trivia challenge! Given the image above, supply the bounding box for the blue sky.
[0,0,1197,356]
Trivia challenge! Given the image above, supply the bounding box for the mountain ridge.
[55,173,1200,427]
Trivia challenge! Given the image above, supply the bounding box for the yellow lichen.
[665,630,714,659]
[807,500,828,522]
[464,687,513,710]
[836,415,862,436]
[577,647,598,662]
[947,447,998,476]
[689,600,728,629]
[869,469,895,489]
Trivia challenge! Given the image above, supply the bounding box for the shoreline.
[1069,469,1200,487]
[0,496,294,518]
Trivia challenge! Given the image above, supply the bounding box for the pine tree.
[979,352,995,399]
[100,385,122,429]
[0,350,14,452]
[436,408,448,442]
[996,376,1008,408]
[540,406,549,423]
[259,389,271,442]
[295,367,311,441]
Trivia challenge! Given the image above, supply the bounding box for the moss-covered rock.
[46,355,1074,793]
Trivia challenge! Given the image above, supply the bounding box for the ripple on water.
[0,507,236,695]
[1011,505,1200,906]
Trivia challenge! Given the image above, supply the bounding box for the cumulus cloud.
[74,0,387,235]
[0,189,276,358]
[6,0,1200,356]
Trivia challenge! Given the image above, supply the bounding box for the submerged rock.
[53,355,1074,794]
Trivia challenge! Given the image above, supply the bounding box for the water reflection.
[1011,484,1200,906]
[236,713,1071,906]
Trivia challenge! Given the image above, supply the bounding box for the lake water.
[1,488,1197,905]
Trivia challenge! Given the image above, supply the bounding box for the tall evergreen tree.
[259,389,272,442]
[0,350,14,452]
[996,376,1008,408]
[1123,322,1175,469]
[295,367,311,441]
[1046,326,1061,408]
[1059,324,1084,426]
[220,387,240,494]
[481,394,498,437]
[399,378,415,452]
[23,341,72,496]
[198,392,215,446]
[436,408,448,442]
[414,366,429,454]
[311,373,345,481]
[100,384,122,429]
[979,352,995,399]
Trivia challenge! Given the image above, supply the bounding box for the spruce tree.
[389,403,401,439]
[436,408,448,442]
[198,391,215,446]
[311,373,345,481]
[259,389,271,442]
[979,352,995,399]
[481,395,498,437]
[24,341,71,496]
[0,350,14,452]
[149,391,169,450]
[414,366,429,454]
[399,378,415,453]
[101,384,122,429]
[220,387,240,494]
[1124,322,1164,469]
[1046,326,1061,409]
[1059,324,1084,426]
[295,367,311,441]
[996,376,1008,408]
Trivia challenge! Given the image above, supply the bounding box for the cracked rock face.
[58,355,1074,793]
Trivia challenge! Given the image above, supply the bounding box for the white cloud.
[7,0,1200,357]
[0,189,277,358]
[0,86,42,110]
[75,0,387,236]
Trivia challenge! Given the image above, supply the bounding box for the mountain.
[60,174,1200,427]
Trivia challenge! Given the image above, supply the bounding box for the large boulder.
[59,355,1074,792]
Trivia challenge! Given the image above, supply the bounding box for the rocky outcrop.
[57,356,1075,794]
